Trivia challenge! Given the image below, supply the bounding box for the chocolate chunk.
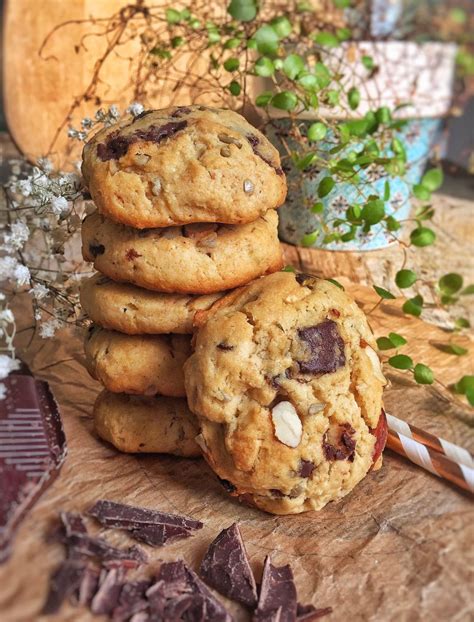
[297,603,333,621]
[0,371,67,563]
[297,320,346,375]
[129,523,193,547]
[254,556,297,622]
[171,106,192,117]
[323,424,356,462]
[125,248,142,261]
[218,478,237,493]
[270,489,286,498]
[298,460,315,478]
[89,242,105,257]
[67,531,147,565]
[41,560,85,614]
[370,409,388,467]
[200,523,258,607]
[97,121,187,161]
[113,579,151,621]
[89,499,203,532]
[217,342,234,351]
[78,564,101,607]
[91,568,125,615]
[60,511,88,537]
[295,273,317,286]
[246,134,260,148]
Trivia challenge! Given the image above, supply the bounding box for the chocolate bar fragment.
[253,556,297,622]
[200,523,258,607]
[0,370,67,563]
[296,603,333,621]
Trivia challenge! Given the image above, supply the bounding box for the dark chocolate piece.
[129,523,193,547]
[77,564,101,607]
[298,460,315,478]
[297,603,333,621]
[89,499,203,532]
[217,342,234,351]
[253,556,297,622]
[0,372,67,563]
[217,478,237,493]
[323,424,356,462]
[41,559,85,614]
[112,580,150,622]
[91,567,125,615]
[97,120,187,161]
[200,523,257,607]
[295,273,317,286]
[69,534,147,564]
[134,109,154,121]
[297,320,345,375]
[246,133,282,175]
[171,106,192,117]
[89,242,105,257]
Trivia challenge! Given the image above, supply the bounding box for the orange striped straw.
[386,413,474,494]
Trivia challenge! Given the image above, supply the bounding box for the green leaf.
[254,57,275,77]
[307,122,327,142]
[255,91,273,107]
[373,285,396,300]
[461,284,474,295]
[391,137,406,161]
[453,375,474,395]
[440,343,468,356]
[334,0,350,7]
[224,37,241,49]
[282,54,305,79]
[227,0,257,22]
[326,278,344,290]
[325,90,340,106]
[375,106,391,124]
[165,8,181,23]
[270,16,292,38]
[386,215,401,231]
[414,363,434,384]
[228,80,241,96]
[388,354,414,370]
[271,91,298,111]
[362,55,374,70]
[281,265,295,272]
[254,25,280,55]
[341,228,356,242]
[389,332,407,347]
[189,18,201,29]
[347,87,360,110]
[301,231,318,247]
[150,47,171,59]
[413,184,431,201]
[449,8,466,24]
[377,337,396,351]
[180,8,191,20]
[311,202,324,214]
[438,273,463,295]
[395,269,417,289]
[410,227,436,247]
[314,32,340,47]
[454,317,470,330]
[383,180,391,201]
[295,152,317,170]
[171,36,183,48]
[297,73,319,91]
[336,27,351,41]
[403,295,424,317]
[317,176,335,198]
[223,57,240,72]
[466,388,474,407]
[421,168,443,192]
[314,62,331,89]
[343,119,369,137]
[361,199,385,225]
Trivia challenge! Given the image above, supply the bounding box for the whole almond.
[271,401,302,448]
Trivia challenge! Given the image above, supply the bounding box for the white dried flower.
[39,318,61,338]
[271,401,303,448]
[29,283,49,300]
[81,117,93,129]
[0,354,20,380]
[0,309,14,323]
[34,309,42,321]
[17,179,33,196]
[0,383,6,400]
[109,104,120,119]
[127,102,145,117]
[14,264,31,287]
[0,256,18,280]
[5,222,29,250]
[51,196,70,217]
[37,157,54,173]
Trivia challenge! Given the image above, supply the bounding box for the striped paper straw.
[386,413,474,494]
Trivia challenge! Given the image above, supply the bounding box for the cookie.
[184,271,387,515]
[84,326,190,397]
[82,105,287,229]
[94,390,200,457]
[80,274,222,335]
[82,211,283,294]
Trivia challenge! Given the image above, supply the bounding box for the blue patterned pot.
[272,118,442,251]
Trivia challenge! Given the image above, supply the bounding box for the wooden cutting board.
[0,281,472,622]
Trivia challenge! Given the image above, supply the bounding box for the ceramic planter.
[270,41,457,250]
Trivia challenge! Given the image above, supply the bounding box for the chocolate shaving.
[41,559,85,614]
[297,603,333,621]
[297,320,346,375]
[0,371,67,563]
[97,121,188,161]
[91,568,125,615]
[200,523,258,607]
[112,580,150,622]
[129,523,193,547]
[254,556,297,622]
[323,424,356,462]
[78,564,101,607]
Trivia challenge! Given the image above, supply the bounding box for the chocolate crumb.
[295,273,317,286]
[323,424,356,462]
[42,560,85,614]
[297,603,333,621]
[89,243,105,258]
[217,342,234,351]
[297,320,346,375]
[91,568,125,615]
[254,556,297,622]
[200,523,258,608]
[298,460,315,478]
[125,248,142,261]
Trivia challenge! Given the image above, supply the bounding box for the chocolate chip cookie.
[82,106,287,229]
[84,326,190,397]
[94,390,200,457]
[80,273,223,335]
[184,271,387,515]
[82,211,283,294]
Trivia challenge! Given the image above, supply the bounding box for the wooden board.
[0,281,472,622]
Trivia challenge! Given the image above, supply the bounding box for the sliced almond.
[271,401,302,448]
[134,153,151,167]
[151,178,162,196]
[308,402,325,415]
[364,345,387,385]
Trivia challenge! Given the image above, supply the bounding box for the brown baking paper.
[1,284,473,622]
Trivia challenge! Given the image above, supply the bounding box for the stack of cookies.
[79,105,287,459]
